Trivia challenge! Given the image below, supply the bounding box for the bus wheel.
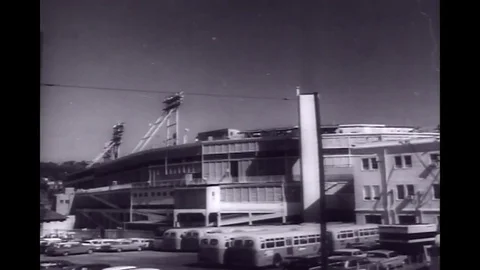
[273,254,283,268]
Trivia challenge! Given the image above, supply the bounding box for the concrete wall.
[352,140,440,225]
[41,215,76,236]
[56,188,75,215]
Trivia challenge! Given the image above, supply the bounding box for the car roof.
[329,256,365,261]
[286,254,321,260]
[102,267,136,270]
[368,249,393,253]
[334,248,362,252]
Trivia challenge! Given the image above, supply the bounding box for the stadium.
[58,93,439,230]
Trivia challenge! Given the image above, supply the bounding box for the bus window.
[275,239,285,247]
[210,239,219,246]
[308,236,316,243]
[294,237,299,245]
[245,240,254,248]
[299,237,308,244]
[193,232,198,237]
[347,232,354,238]
[316,235,321,242]
[234,240,243,247]
[261,243,265,249]
[201,239,208,245]
[286,238,292,246]
[266,242,275,248]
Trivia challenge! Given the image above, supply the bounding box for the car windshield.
[367,252,386,258]
[332,251,350,256]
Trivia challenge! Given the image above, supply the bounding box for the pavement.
[40,250,228,270]
[40,251,430,270]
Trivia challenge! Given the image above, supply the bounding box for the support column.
[217,213,221,227]
[173,211,179,228]
[248,213,253,225]
[204,211,209,227]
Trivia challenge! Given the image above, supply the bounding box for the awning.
[40,208,67,222]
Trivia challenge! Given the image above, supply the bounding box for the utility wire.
[40,82,295,101]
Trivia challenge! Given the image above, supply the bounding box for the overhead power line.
[40,82,295,101]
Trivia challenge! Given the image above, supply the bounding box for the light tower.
[87,122,125,168]
[131,91,184,153]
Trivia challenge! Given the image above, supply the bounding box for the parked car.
[66,264,111,270]
[330,249,367,258]
[328,256,373,270]
[40,260,76,270]
[366,250,408,269]
[99,239,145,252]
[102,267,136,270]
[129,238,154,250]
[282,255,373,270]
[82,239,116,251]
[282,255,323,270]
[348,241,382,251]
[45,241,95,256]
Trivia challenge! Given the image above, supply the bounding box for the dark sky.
[40,0,439,162]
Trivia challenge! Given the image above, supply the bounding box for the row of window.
[362,184,440,201]
[59,199,70,204]
[361,153,440,171]
[262,234,321,249]
[336,228,378,239]
[132,191,174,198]
[364,214,440,225]
[220,187,284,202]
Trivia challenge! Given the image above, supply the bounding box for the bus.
[161,227,202,251]
[197,225,314,265]
[181,227,248,252]
[224,227,326,268]
[329,224,379,250]
[181,224,320,252]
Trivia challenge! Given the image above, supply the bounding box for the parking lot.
[40,251,228,270]
[41,251,429,270]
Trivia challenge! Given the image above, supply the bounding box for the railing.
[40,228,155,239]
[75,183,132,193]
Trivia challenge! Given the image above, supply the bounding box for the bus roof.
[328,224,379,233]
[234,227,321,239]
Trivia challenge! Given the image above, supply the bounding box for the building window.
[133,193,137,197]
[365,215,382,224]
[394,155,413,169]
[157,192,161,196]
[144,192,148,197]
[394,156,403,168]
[430,153,440,166]
[396,185,415,200]
[151,192,155,197]
[406,185,415,196]
[372,185,380,200]
[398,215,417,225]
[138,193,143,197]
[361,159,369,170]
[396,185,405,200]
[65,200,70,204]
[371,158,379,170]
[60,200,64,203]
[433,184,440,199]
[361,157,379,171]
[170,191,174,196]
[363,186,372,200]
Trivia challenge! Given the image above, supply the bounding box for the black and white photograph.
[40,1,440,269]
